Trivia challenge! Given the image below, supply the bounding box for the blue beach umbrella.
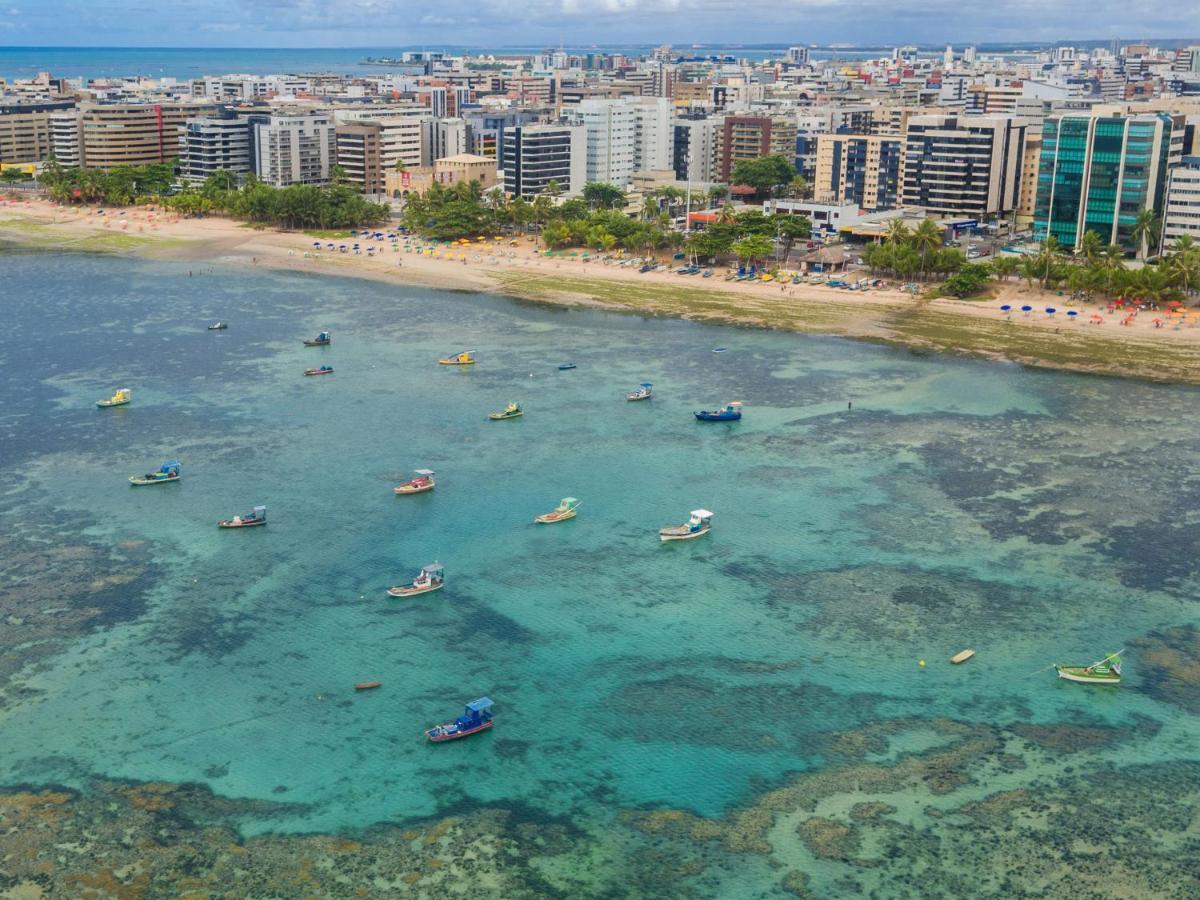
[1000,304,1011,312]
[312,241,321,248]
[1021,305,1033,315]
[1046,307,1056,316]
[1067,310,1079,320]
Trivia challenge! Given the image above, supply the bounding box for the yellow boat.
[394,469,435,495]
[534,497,580,523]
[97,388,131,408]
[950,649,975,664]
[488,402,523,420]
[439,350,476,365]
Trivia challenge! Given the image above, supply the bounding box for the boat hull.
[394,481,435,494]
[354,682,382,691]
[1055,666,1120,685]
[694,412,740,421]
[303,340,330,346]
[626,394,651,401]
[387,582,444,598]
[488,411,523,420]
[96,400,131,408]
[439,359,475,365]
[218,519,265,528]
[304,369,334,376]
[535,509,577,523]
[426,720,493,742]
[129,475,179,486]
[659,526,710,542]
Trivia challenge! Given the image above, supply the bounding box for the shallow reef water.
[0,250,1197,897]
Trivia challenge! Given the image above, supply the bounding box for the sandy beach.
[4,196,1200,382]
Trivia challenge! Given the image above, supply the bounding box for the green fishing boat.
[1055,651,1122,685]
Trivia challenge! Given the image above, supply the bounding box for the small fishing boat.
[439,350,476,365]
[1055,651,1123,685]
[488,402,523,420]
[387,563,444,598]
[354,681,382,691]
[626,383,653,401]
[426,697,494,742]
[694,401,742,422]
[207,322,228,331]
[303,331,331,346]
[659,509,713,542]
[712,347,728,353]
[394,469,435,495]
[96,388,131,408]
[558,363,577,371]
[535,497,580,523]
[129,460,181,486]
[304,365,334,376]
[950,649,975,664]
[218,505,266,528]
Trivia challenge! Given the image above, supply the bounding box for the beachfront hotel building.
[178,115,252,182]
[900,114,1028,219]
[1033,112,1178,251]
[253,113,336,187]
[501,123,586,199]
[813,134,902,211]
[1158,157,1200,251]
[48,110,83,167]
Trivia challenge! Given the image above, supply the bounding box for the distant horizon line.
[2,39,1197,53]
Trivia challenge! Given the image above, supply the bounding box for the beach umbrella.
[1045,307,1056,316]
[1021,305,1032,315]
[1000,304,1011,312]
[312,241,321,248]
[1167,300,1184,308]
[1091,314,1104,322]
[1067,310,1079,320]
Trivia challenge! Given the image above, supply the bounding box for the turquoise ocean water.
[1,250,1197,894]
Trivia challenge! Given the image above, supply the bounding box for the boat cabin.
[459,697,494,728]
[689,509,714,530]
[158,461,182,479]
[417,563,444,586]
[413,469,435,483]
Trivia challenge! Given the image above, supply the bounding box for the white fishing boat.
[659,509,713,542]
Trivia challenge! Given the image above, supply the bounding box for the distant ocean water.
[0,45,873,81]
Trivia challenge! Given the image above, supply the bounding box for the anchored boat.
[207,322,228,331]
[129,460,181,486]
[439,350,476,365]
[387,563,444,598]
[488,402,523,420]
[394,469,435,495]
[659,509,713,542]
[97,388,131,408]
[426,697,494,742]
[303,331,331,346]
[695,401,742,422]
[626,382,653,401]
[1056,650,1123,685]
[218,505,266,528]
[304,365,334,376]
[558,363,577,370]
[535,497,580,523]
[354,681,382,691]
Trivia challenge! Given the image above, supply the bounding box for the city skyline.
[1,0,1197,48]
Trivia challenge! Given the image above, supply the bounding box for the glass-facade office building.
[1033,113,1176,251]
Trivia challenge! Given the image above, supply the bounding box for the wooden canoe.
[354,681,382,691]
[950,649,975,664]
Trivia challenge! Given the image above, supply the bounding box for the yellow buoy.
[918,660,926,668]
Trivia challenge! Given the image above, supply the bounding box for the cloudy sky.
[0,0,1196,47]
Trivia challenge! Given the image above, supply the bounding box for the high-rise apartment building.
[717,115,798,181]
[0,100,75,165]
[335,121,386,195]
[672,115,717,183]
[813,134,902,211]
[253,113,336,187]
[901,114,1028,218]
[178,115,252,182]
[1015,132,1043,225]
[75,102,215,169]
[501,123,586,199]
[48,110,83,167]
[576,98,637,187]
[1160,157,1200,251]
[1033,113,1177,251]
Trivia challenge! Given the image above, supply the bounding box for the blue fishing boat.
[304,365,334,376]
[426,697,494,742]
[129,461,181,486]
[659,509,713,542]
[694,401,742,422]
[558,363,577,370]
[626,382,653,401]
[303,331,331,346]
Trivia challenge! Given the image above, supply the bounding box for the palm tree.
[641,195,659,222]
[912,219,942,279]
[884,218,910,246]
[715,203,737,226]
[787,175,809,200]
[1078,229,1104,264]
[1130,209,1160,260]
